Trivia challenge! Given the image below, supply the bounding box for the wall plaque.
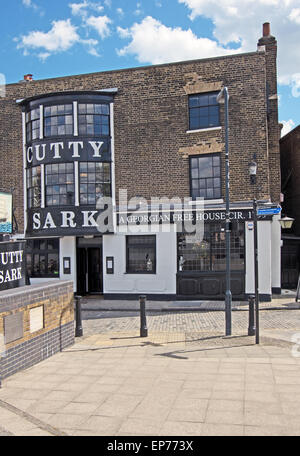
[30,306,44,333]
[4,312,24,344]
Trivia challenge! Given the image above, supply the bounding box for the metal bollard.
[248,295,255,336]
[74,295,83,337]
[139,295,148,337]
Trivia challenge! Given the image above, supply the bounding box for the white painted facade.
[28,213,282,301]
[103,230,177,295]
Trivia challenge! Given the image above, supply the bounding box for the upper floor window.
[189,92,219,130]
[190,154,221,199]
[78,103,110,136]
[79,162,111,205]
[44,104,73,137]
[26,108,40,142]
[45,163,74,206]
[27,166,41,208]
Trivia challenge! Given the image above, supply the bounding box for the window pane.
[45,163,74,206]
[189,92,219,130]
[190,117,199,129]
[190,155,221,200]
[178,224,244,272]
[48,254,59,275]
[79,161,111,204]
[127,236,156,273]
[209,116,219,127]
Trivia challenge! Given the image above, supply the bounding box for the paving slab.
[1,306,300,436]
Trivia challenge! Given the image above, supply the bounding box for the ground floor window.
[178,222,244,272]
[26,238,59,278]
[126,235,156,274]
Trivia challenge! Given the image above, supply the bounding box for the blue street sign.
[257,207,281,216]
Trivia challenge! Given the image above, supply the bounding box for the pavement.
[0,292,300,437]
[79,289,299,312]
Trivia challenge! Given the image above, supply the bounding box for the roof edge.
[6,50,262,87]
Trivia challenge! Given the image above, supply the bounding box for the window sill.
[188,199,224,205]
[186,126,222,134]
[125,272,156,275]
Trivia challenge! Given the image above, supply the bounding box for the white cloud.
[278,73,300,98]
[117,26,131,39]
[69,1,104,17]
[178,0,300,97]
[134,2,143,16]
[281,119,295,137]
[116,7,124,17]
[17,19,99,59]
[38,52,51,62]
[22,0,40,13]
[117,16,240,64]
[85,15,112,38]
[18,19,79,53]
[289,8,300,24]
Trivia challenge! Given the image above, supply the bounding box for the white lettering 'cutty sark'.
[26,140,104,164]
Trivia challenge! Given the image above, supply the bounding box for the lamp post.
[217,87,231,336]
[249,158,259,344]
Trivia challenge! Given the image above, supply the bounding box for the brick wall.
[0,280,74,380]
[0,41,280,233]
[280,125,300,235]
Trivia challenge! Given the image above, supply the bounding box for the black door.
[77,246,103,294]
[88,247,102,293]
[77,248,87,295]
[281,241,300,289]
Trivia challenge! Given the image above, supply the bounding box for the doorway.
[76,237,103,295]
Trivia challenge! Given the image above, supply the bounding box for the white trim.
[41,164,45,208]
[110,102,116,233]
[188,199,224,205]
[22,112,27,236]
[97,88,118,94]
[74,161,79,206]
[39,105,43,139]
[186,126,222,134]
[73,101,78,136]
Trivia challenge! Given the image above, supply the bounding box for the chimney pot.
[263,22,270,37]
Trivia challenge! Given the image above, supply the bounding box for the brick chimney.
[263,22,271,37]
[23,74,33,81]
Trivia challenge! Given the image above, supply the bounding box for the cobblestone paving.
[81,309,300,337]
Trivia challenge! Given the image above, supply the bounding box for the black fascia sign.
[0,241,26,291]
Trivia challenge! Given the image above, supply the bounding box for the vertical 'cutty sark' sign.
[0,242,26,291]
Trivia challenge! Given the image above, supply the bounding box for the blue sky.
[1,0,300,136]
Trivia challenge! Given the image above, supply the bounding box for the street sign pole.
[253,199,259,344]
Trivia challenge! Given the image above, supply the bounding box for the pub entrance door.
[76,236,103,295]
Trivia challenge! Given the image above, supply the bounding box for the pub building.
[1,23,282,301]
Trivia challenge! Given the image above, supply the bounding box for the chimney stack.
[263,22,270,37]
[24,74,33,81]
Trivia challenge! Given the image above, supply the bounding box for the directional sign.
[257,207,281,216]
